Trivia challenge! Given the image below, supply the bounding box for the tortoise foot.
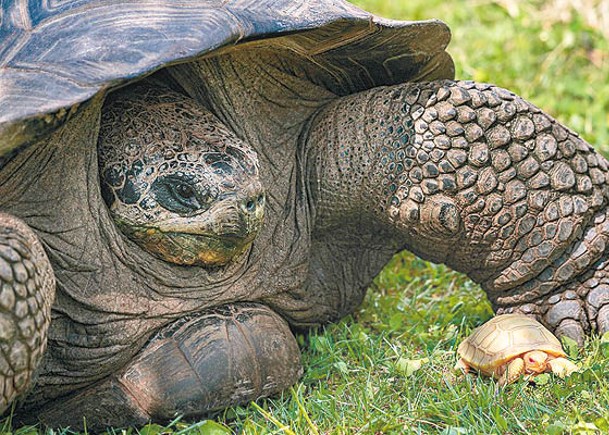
[497,357,525,386]
[496,257,609,346]
[547,357,579,378]
[454,358,469,374]
[0,213,55,415]
[24,303,302,431]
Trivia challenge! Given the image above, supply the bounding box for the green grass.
[7,1,609,434]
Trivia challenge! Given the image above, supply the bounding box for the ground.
[5,0,609,433]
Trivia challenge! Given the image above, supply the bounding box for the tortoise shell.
[0,0,454,158]
[457,314,566,376]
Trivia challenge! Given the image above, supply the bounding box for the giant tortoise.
[0,0,608,430]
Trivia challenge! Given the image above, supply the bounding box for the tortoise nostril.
[245,199,256,213]
[243,193,265,214]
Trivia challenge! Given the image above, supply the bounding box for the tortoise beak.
[117,189,265,267]
[150,189,265,266]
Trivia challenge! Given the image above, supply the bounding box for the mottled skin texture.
[98,84,265,266]
[1,40,608,433]
[0,87,304,429]
[0,213,54,413]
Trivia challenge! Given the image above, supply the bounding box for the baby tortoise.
[456,314,579,385]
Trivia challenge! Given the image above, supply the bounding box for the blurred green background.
[355,0,609,153]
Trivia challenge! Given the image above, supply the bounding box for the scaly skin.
[0,213,55,413]
[308,80,609,345]
[3,77,605,426]
[1,86,298,429]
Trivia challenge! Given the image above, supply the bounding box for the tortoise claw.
[553,318,586,348]
[590,279,609,335]
[541,273,609,341]
[498,270,609,345]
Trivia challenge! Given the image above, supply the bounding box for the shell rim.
[0,1,454,155]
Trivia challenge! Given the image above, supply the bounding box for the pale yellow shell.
[457,314,566,376]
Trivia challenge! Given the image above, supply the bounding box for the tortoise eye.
[175,183,195,199]
[151,175,205,214]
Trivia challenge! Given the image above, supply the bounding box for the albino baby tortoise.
[456,314,579,385]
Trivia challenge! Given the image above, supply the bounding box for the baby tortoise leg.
[547,357,579,378]
[308,79,609,345]
[0,213,55,415]
[497,358,525,386]
[454,358,470,374]
[26,303,302,431]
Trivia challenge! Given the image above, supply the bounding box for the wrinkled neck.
[306,86,398,232]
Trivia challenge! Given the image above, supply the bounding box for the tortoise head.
[522,350,549,374]
[97,83,264,267]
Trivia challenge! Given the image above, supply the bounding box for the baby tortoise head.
[98,83,264,267]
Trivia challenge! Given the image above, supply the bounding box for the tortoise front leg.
[497,357,525,386]
[547,357,579,378]
[454,358,469,374]
[23,303,302,431]
[0,213,55,415]
[308,80,609,345]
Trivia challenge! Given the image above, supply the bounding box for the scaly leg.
[308,79,609,345]
[547,357,579,378]
[0,213,55,414]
